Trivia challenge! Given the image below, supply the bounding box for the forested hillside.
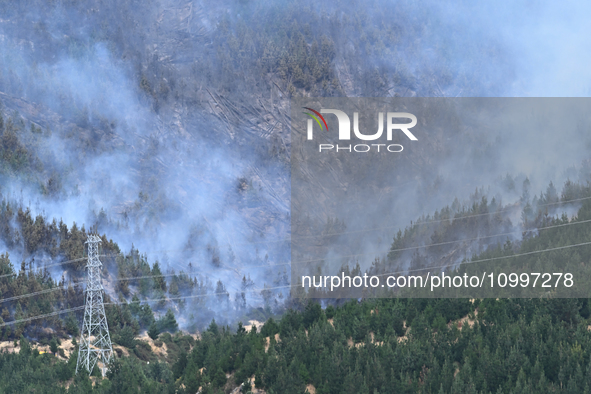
[3,296,591,393]
[1,162,591,392]
[1,0,591,393]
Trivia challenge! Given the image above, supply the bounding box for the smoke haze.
[0,0,590,324]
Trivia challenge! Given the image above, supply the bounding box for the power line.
[4,195,589,279]
[0,306,84,328]
[115,239,591,295]
[2,195,589,328]
[101,194,591,254]
[0,285,80,304]
[4,236,591,328]
[371,239,591,278]
[3,216,591,305]
[270,216,591,267]
[0,257,88,279]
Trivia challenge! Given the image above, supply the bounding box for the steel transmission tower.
[76,226,113,377]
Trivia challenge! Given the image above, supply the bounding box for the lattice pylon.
[76,227,113,377]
